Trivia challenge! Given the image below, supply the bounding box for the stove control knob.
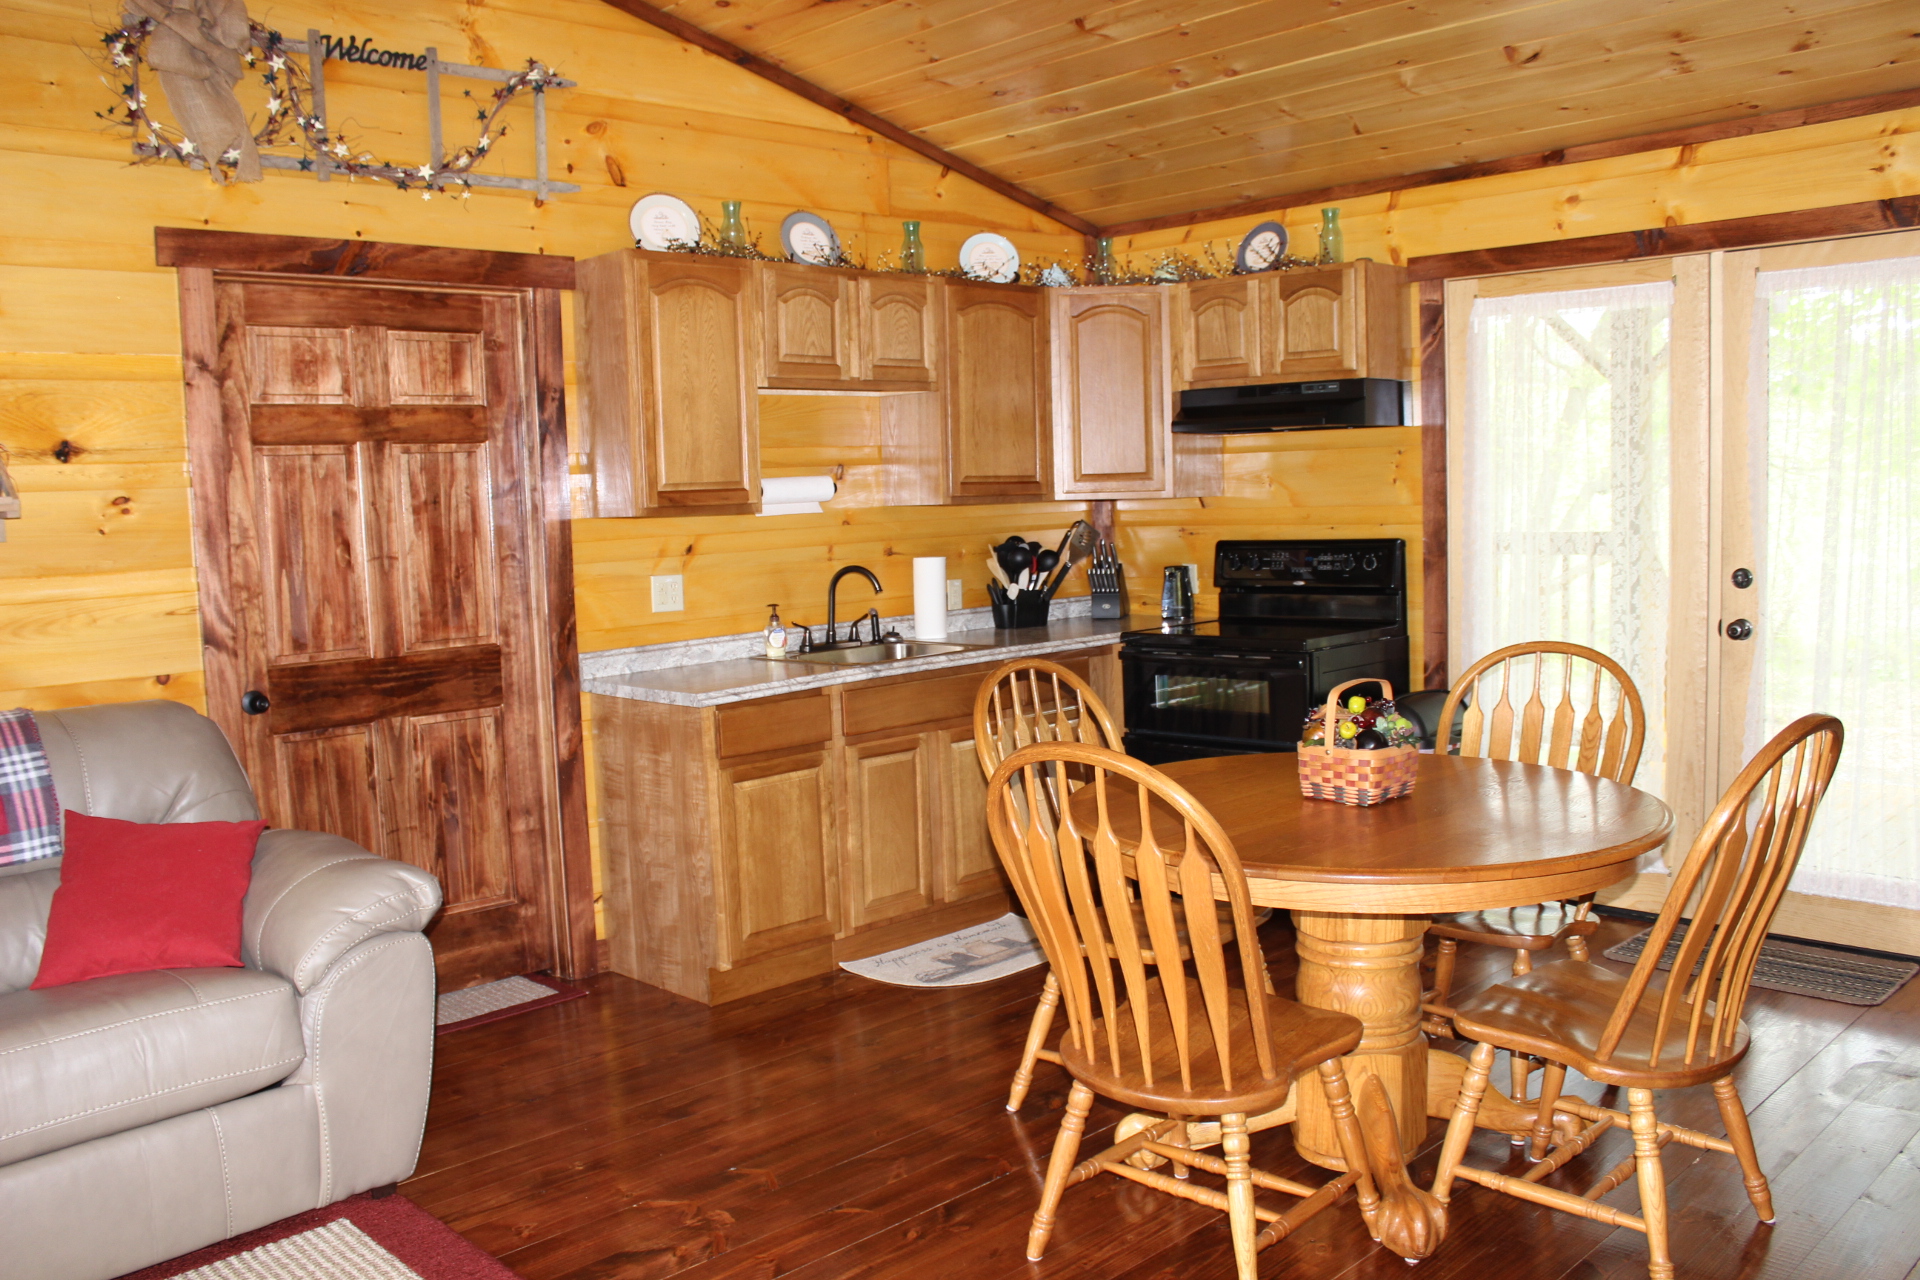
[1361,553,1379,571]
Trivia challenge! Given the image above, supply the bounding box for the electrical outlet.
[946,579,963,611]
[650,573,684,612]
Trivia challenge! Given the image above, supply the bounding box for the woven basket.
[1297,678,1418,807]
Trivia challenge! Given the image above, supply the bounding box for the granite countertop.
[581,599,1132,707]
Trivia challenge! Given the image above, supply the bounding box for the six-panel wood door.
[860,275,939,387]
[1180,276,1263,385]
[1050,286,1171,497]
[763,262,855,386]
[717,747,838,965]
[944,282,1049,498]
[843,732,937,927]
[208,277,564,989]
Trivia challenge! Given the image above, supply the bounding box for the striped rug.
[1603,928,1918,1006]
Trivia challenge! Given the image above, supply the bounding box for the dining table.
[1067,750,1674,1174]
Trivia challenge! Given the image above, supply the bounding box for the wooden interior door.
[196,275,570,989]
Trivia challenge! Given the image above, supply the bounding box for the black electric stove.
[1120,539,1410,764]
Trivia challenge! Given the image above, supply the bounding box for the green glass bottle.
[1317,207,1343,265]
[1094,236,1117,284]
[899,220,925,273]
[719,199,746,249]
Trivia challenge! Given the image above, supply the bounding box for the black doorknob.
[241,690,271,715]
[1731,567,1754,589]
[1725,619,1753,641]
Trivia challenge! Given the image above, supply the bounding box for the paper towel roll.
[913,556,948,640]
[757,474,837,515]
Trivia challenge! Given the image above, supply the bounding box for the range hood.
[1171,378,1409,434]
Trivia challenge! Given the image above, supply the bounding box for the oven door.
[1121,648,1307,761]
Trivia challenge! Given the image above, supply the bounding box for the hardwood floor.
[406,915,1920,1280]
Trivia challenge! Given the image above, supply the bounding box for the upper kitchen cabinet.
[1177,260,1405,388]
[1267,260,1403,380]
[944,281,1051,500]
[1049,286,1172,498]
[762,261,856,387]
[859,275,940,388]
[575,249,760,517]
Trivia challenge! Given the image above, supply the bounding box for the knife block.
[1091,561,1128,619]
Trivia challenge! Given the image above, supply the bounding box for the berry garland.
[98,17,559,197]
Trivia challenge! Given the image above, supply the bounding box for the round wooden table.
[1071,752,1672,1170]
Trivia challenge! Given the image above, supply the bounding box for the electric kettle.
[1160,565,1194,622]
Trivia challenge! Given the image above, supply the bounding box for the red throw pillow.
[32,811,269,989]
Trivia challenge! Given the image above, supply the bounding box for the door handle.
[1725,619,1753,641]
[241,690,271,715]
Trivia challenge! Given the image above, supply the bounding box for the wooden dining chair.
[986,741,1444,1275]
[973,659,1263,1113]
[1421,642,1648,1080]
[1430,714,1843,1280]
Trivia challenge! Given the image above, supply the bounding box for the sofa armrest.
[242,829,442,995]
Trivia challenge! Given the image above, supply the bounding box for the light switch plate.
[650,573,684,612]
[947,579,963,610]
[1185,563,1203,591]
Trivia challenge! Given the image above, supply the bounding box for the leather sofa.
[0,702,443,1280]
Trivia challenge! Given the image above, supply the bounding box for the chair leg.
[1511,948,1533,976]
[1166,1111,1190,1180]
[1565,934,1590,962]
[1028,1080,1095,1261]
[1510,1052,1533,1110]
[1628,1088,1675,1280]
[1007,969,1061,1112]
[1222,1113,1259,1280]
[1713,1077,1775,1223]
[1431,939,1458,1003]
[1431,1041,1495,1204]
[1529,1061,1567,1161]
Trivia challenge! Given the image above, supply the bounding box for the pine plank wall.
[2,0,1915,927]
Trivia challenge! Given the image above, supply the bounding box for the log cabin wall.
[1105,102,1920,688]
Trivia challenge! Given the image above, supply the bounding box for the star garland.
[97,18,559,197]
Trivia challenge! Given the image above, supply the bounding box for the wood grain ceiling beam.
[1100,87,1920,239]
[596,0,1102,239]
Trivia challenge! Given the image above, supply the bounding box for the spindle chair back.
[1437,641,1646,781]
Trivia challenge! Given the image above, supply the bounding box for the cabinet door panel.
[862,276,938,386]
[648,263,758,505]
[1271,267,1361,378]
[764,264,854,384]
[940,731,1003,904]
[1181,278,1261,385]
[1052,287,1169,497]
[722,750,836,963]
[946,284,1048,498]
[845,734,935,926]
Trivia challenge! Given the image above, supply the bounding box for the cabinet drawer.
[843,653,1093,738]
[717,692,833,758]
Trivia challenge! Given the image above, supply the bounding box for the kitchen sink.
[756,641,990,666]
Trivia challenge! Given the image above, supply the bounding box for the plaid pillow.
[0,709,61,867]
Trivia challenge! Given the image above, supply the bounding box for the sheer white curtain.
[1460,282,1673,793]
[1749,256,1920,908]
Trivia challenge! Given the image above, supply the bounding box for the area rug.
[1604,928,1918,1006]
[115,1191,519,1279]
[840,912,1046,987]
[436,973,586,1034]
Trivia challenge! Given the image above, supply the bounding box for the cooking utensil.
[994,536,1026,581]
[1004,542,1033,596]
[1043,521,1099,600]
[1034,549,1059,583]
[985,543,1011,589]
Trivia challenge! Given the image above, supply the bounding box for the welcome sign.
[320,33,430,71]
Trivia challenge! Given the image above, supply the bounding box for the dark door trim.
[163,227,595,980]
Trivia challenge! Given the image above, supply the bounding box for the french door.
[1449,236,1920,955]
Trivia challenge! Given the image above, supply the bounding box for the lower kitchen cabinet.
[592,646,1119,1003]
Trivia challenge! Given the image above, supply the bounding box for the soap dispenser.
[763,604,788,659]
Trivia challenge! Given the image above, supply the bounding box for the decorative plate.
[959,232,1021,283]
[780,211,841,265]
[629,193,701,251]
[1236,221,1289,272]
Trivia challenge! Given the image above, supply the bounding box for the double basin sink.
[756,640,989,666]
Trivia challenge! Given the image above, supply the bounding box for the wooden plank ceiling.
[643,0,1920,232]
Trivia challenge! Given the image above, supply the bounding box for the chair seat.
[1059,976,1361,1114]
[1451,958,1750,1089]
[1428,902,1598,950]
[0,966,304,1168]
